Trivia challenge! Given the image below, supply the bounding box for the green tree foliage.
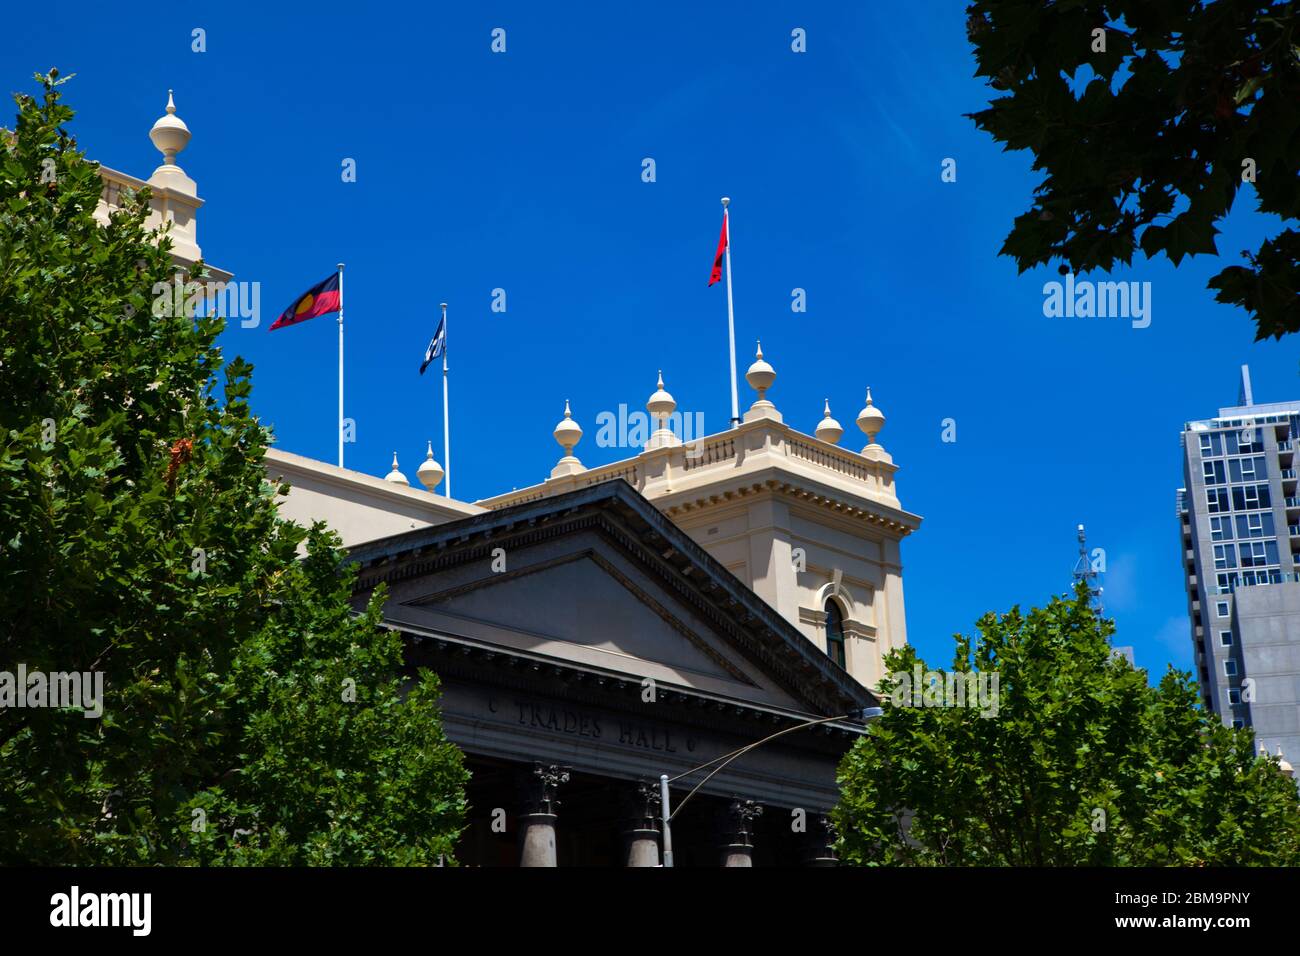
[834,585,1300,865]
[966,1,1299,339]
[0,72,467,864]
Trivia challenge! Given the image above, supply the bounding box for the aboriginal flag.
[269,273,341,330]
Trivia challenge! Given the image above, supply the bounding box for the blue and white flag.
[419,316,446,375]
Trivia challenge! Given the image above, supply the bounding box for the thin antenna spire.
[1072,523,1103,614]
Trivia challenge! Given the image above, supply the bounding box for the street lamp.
[658,705,884,867]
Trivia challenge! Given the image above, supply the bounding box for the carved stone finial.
[645,370,681,449]
[416,440,444,491]
[550,399,585,477]
[815,398,844,444]
[384,452,408,486]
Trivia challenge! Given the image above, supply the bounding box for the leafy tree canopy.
[834,585,1300,865]
[0,71,467,864]
[967,0,1299,339]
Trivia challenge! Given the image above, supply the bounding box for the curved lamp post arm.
[668,712,852,822]
[657,706,881,866]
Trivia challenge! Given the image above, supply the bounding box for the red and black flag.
[708,210,728,286]
[269,273,341,331]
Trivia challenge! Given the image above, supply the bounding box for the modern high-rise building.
[1177,366,1300,774]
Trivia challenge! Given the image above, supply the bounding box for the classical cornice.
[403,627,867,744]
[657,471,921,537]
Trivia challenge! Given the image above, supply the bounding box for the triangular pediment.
[389,546,813,709]
[349,480,874,718]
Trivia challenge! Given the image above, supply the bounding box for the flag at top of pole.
[709,209,728,287]
[269,265,347,468]
[419,314,446,375]
[709,198,740,427]
[418,303,452,499]
[269,272,341,330]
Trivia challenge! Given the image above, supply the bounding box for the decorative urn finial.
[149,89,191,167]
[416,441,444,491]
[815,399,843,444]
[645,371,681,449]
[855,387,891,462]
[384,452,409,486]
[741,341,783,424]
[550,399,586,477]
[745,340,776,400]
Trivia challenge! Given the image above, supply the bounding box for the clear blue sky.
[8,1,1295,676]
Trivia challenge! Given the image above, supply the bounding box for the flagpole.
[337,262,345,468]
[441,302,450,498]
[722,198,739,428]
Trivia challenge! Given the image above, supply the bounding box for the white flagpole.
[337,262,345,468]
[722,197,739,428]
[441,302,450,498]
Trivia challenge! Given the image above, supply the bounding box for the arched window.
[824,600,846,669]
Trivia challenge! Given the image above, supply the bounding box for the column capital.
[725,798,763,841]
[720,798,763,866]
[518,763,570,867]
[622,780,662,833]
[622,781,663,867]
[802,813,839,866]
[521,762,571,816]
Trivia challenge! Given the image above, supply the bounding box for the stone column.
[720,798,763,867]
[621,782,662,867]
[801,814,839,866]
[518,763,570,867]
